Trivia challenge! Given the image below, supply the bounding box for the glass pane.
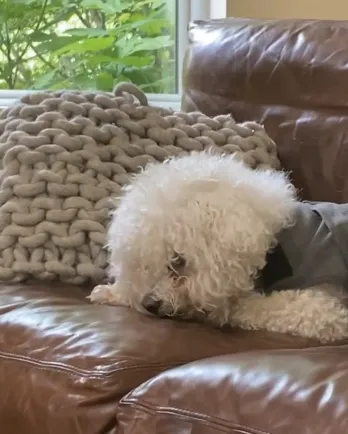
[0,0,177,93]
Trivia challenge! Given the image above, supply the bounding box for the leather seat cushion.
[117,348,348,434]
[0,282,332,433]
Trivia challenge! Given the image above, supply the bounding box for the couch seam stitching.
[119,399,270,434]
[0,350,185,378]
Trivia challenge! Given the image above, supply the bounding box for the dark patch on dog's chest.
[255,244,293,293]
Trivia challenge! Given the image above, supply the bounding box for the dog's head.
[107,152,296,324]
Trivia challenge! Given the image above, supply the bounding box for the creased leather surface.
[182,18,348,203]
[0,283,323,433]
[117,348,348,434]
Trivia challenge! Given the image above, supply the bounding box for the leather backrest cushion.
[182,18,348,203]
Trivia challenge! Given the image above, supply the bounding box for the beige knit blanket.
[0,83,280,284]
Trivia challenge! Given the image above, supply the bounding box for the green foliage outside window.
[0,0,176,93]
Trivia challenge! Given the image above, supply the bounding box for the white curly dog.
[89,152,348,343]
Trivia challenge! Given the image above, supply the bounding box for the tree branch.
[2,3,14,88]
[29,46,57,71]
[74,8,91,28]
[12,0,49,87]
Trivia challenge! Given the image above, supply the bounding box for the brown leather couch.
[2,17,348,434]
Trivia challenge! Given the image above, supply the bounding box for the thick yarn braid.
[0,82,280,284]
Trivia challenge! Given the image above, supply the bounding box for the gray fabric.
[270,201,348,291]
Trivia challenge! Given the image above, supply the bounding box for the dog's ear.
[240,168,297,236]
[216,168,297,267]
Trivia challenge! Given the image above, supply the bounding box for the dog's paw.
[88,284,129,306]
[287,290,348,343]
[88,285,114,304]
[307,307,348,343]
[231,287,348,343]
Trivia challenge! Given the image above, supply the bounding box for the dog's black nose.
[141,296,162,315]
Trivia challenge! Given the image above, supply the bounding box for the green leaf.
[47,78,72,90]
[72,75,99,90]
[95,71,114,91]
[108,16,171,35]
[118,55,154,67]
[117,12,131,24]
[117,35,173,56]
[9,0,40,4]
[32,70,57,89]
[84,55,120,67]
[30,30,52,42]
[35,36,83,54]
[64,28,109,38]
[54,37,115,55]
[142,0,167,6]
[132,0,166,11]
[86,55,154,68]
[79,0,106,9]
[138,18,172,36]
[80,0,129,13]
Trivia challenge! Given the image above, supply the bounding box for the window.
[0,0,226,109]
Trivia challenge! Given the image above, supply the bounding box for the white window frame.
[0,0,226,110]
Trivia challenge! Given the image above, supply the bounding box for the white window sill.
[0,91,182,111]
[147,93,182,110]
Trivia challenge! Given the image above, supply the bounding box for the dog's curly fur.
[89,152,348,343]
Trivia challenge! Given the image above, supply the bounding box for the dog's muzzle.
[141,295,163,315]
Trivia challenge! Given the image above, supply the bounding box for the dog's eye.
[171,254,185,267]
[168,253,186,273]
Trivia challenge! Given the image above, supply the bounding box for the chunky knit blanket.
[0,83,280,284]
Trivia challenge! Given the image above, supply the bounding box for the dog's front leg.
[88,283,131,307]
[230,286,348,343]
